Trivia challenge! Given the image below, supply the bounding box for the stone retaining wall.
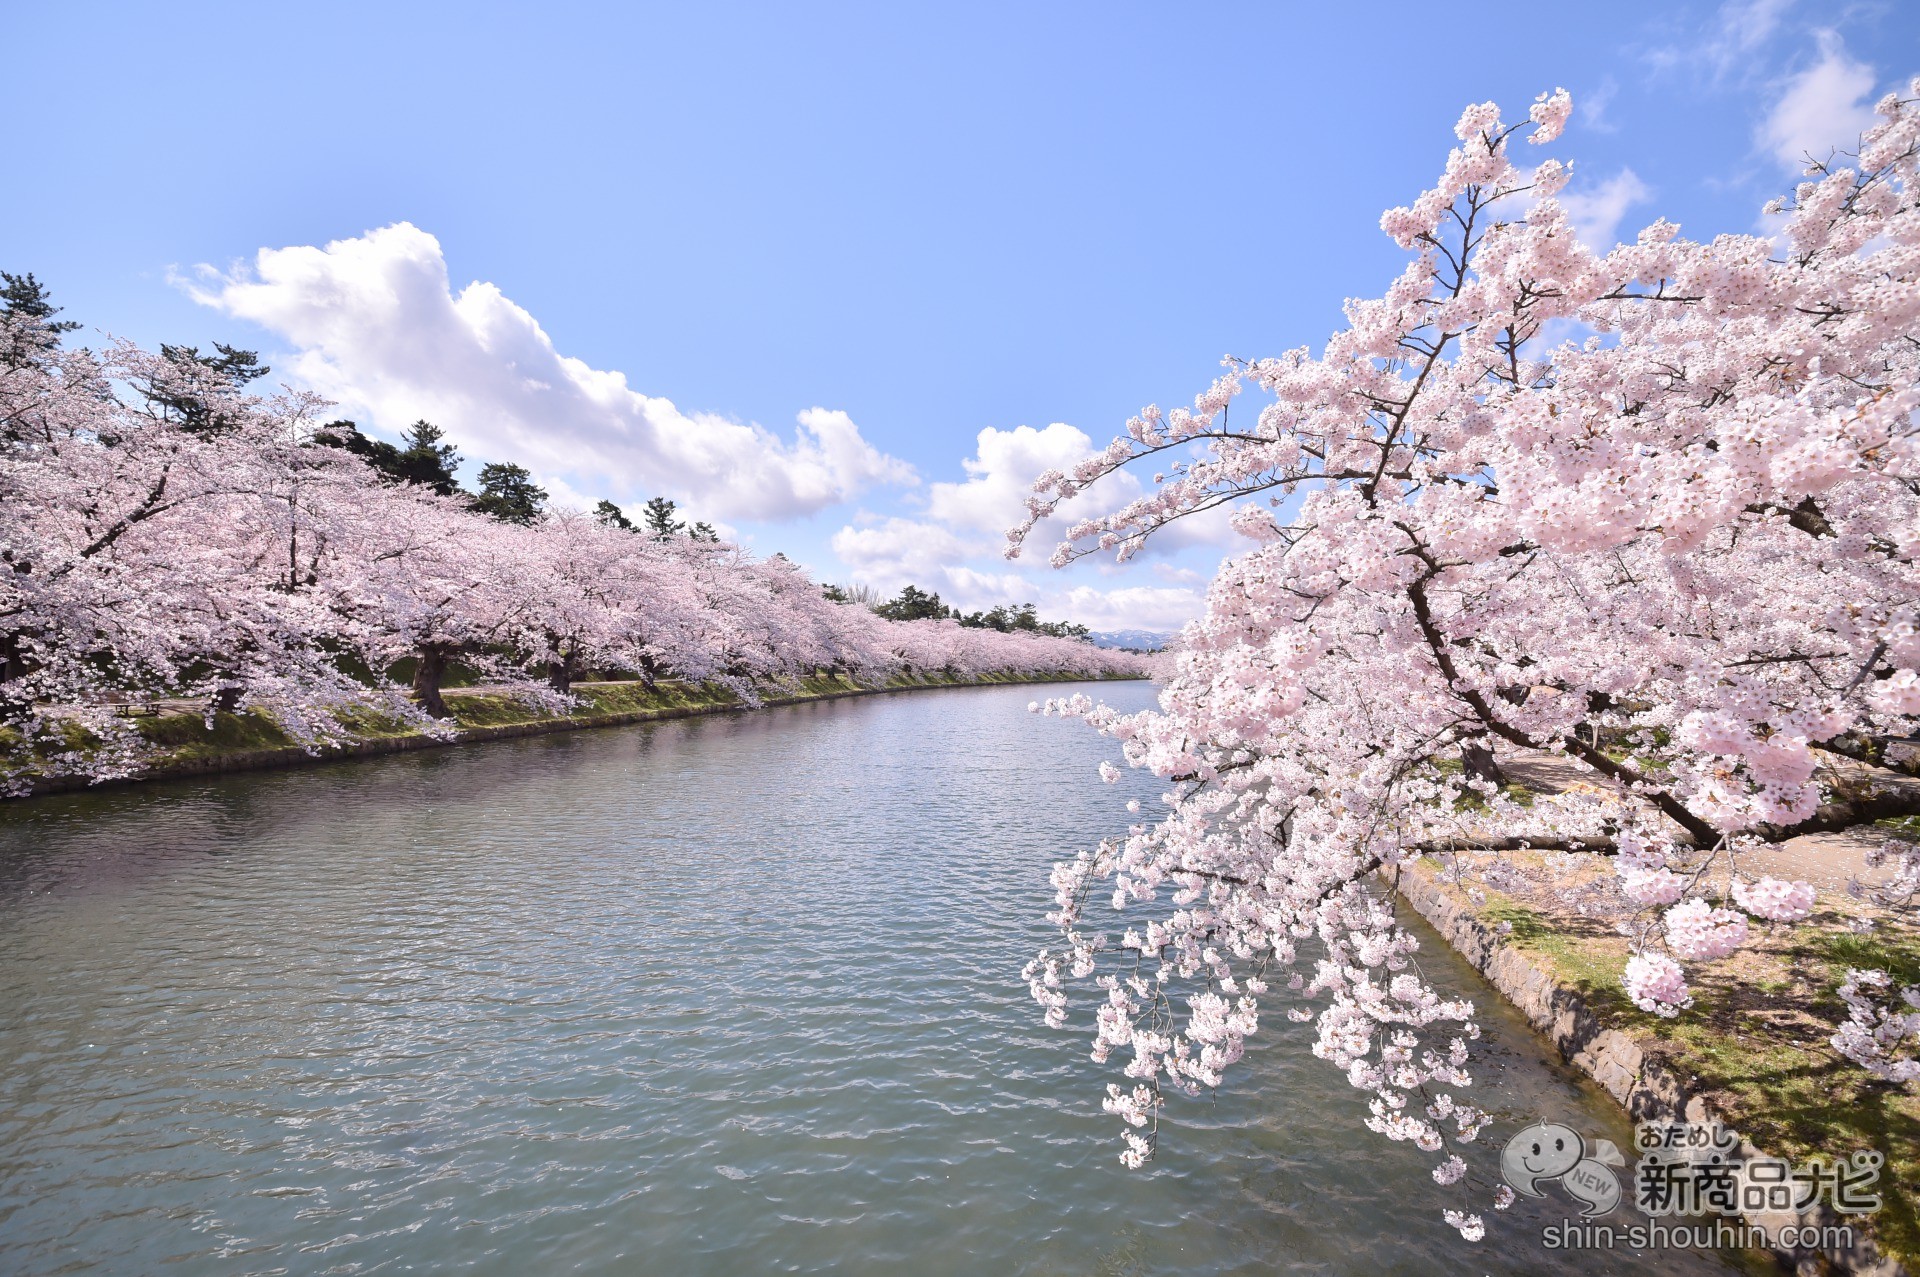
[1383,861,1904,1277]
[13,674,1137,800]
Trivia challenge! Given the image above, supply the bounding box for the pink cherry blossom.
[1662,899,1749,961]
[1013,80,1920,1233]
[1623,954,1693,1017]
[0,309,1150,791]
[1731,876,1817,922]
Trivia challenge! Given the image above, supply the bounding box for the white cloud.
[830,517,975,589]
[1761,32,1878,169]
[826,513,1206,629]
[1041,584,1204,633]
[186,223,915,520]
[926,420,1240,556]
[1707,0,1792,77]
[1643,0,1790,84]
[1561,169,1652,250]
[826,420,1242,628]
[828,517,1040,607]
[1580,77,1619,133]
[928,422,1137,535]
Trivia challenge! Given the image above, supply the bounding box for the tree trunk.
[1461,741,1506,787]
[0,631,34,720]
[210,683,245,714]
[547,656,573,695]
[413,646,450,718]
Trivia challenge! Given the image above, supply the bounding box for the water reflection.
[0,684,1742,1274]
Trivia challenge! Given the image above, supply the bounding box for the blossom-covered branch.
[0,315,1147,789]
[1015,83,1920,1238]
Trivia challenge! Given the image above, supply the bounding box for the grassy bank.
[1394,849,1920,1270]
[3,670,1146,798]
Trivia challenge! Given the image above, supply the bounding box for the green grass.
[138,709,297,762]
[1874,815,1920,843]
[1476,898,1634,1012]
[1807,930,1920,999]
[1422,862,1920,1264]
[2,670,1132,786]
[0,718,101,764]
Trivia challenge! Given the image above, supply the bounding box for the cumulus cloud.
[928,423,1139,536]
[826,419,1240,628]
[1761,33,1878,169]
[827,513,1206,630]
[1561,169,1652,250]
[927,421,1238,555]
[186,223,915,520]
[1040,584,1206,633]
[830,517,976,588]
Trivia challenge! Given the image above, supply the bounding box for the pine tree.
[396,421,462,495]
[145,343,272,435]
[874,585,954,622]
[642,497,684,540]
[594,499,636,532]
[0,272,79,370]
[471,463,547,524]
[316,419,463,495]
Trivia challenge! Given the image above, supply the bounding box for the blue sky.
[7,1,1915,630]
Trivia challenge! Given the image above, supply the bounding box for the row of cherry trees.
[1019,83,1920,1239]
[0,311,1144,786]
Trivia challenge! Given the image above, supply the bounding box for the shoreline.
[5,671,1148,802]
[1382,858,1908,1277]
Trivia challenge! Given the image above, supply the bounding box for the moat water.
[0,682,1740,1274]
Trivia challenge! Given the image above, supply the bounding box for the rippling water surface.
[0,683,1742,1274]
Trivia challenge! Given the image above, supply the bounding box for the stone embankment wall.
[1384,861,1904,1277]
[13,673,1141,800]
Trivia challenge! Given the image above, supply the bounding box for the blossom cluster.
[0,324,1146,787]
[1832,969,1920,1083]
[1017,81,1920,1239]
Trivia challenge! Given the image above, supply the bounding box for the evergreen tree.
[956,601,1086,638]
[874,584,954,622]
[594,499,636,532]
[316,420,404,473]
[0,272,78,370]
[395,420,462,495]
[471,463,546,524]
[144,342,271,435]
[316,419,463,496]
[642,496,684,540]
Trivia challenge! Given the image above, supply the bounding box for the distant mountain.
[1086,629,1174,652]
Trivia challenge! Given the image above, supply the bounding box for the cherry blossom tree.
[1,297,1145,789]
[342,483,556,718]
[0,325,424,777]
[1014,83,1920,1235]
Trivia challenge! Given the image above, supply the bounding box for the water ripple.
[0,685,1737,1275]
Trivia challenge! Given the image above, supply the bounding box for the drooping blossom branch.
[1016,82,1920,1236]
